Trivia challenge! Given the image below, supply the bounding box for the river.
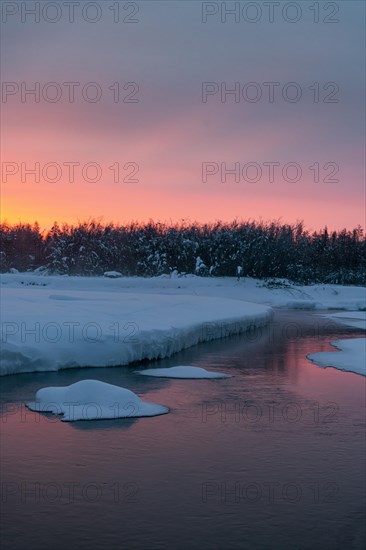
[1,310,365,550]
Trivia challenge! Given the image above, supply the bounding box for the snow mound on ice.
[26,379,169,421]
[307,338,365,376]
[136,365,231,379]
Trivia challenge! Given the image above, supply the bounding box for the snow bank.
[26,380,169,421]
[1,287,272,376]
[2,272,365,311]
[2,272,364,377]
[136,366,231,379]
[320,311,366,331]
[307,338,366,376]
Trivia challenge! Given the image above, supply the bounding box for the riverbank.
[1,273,364,376]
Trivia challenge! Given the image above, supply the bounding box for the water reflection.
[1,310,365,550]
[69,417,139,431]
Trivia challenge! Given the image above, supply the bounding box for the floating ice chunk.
[136,365,232,379]
[26,379,169,421]
[307,338,366,376]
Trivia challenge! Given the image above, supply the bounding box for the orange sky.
[1,1,365,232]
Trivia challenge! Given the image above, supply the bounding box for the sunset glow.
[1,1,365,231]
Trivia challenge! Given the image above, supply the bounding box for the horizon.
[1,216,365,235]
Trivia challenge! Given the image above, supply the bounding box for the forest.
[1,220,365,285]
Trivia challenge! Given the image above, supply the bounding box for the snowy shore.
[308,338,366,376]
[1,273,365,377]
[2,272,365,310]
[306,311,365,377]
[1,274,273,376]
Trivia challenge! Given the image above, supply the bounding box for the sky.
[1,0,365,231]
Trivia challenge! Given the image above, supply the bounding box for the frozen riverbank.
[0,281,272,376]
[307,311,365,376]
[2,273,364,376]
[308,338,366,376]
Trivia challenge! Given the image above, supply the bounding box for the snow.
[1,272,364,377]
[104,271,122,278]
[307,338,366,376]
[33,266,48,275]
[308,308,365,376]
[1,272,365,310]
[320,311,366,331]
[195,257,206,274]
[0,279,272,376]
[136,366,231,379]
[26,379,169,421]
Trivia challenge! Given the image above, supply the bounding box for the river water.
[1,310,365,550]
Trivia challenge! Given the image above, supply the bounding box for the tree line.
[1,220,365,285]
